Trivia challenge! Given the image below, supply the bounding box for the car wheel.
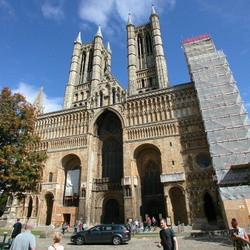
[112,236,121,245]
[75,236,85,245]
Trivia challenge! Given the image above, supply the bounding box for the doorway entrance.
[169,187,188,225]
[104,199,120,224]
[45,193,54,225]
[143,198,165,225]
[204,192,217,225]
[63,213,71,224]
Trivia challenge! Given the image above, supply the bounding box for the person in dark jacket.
[11,218,22,239]
[157,219,178,250]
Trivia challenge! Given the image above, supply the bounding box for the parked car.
[70,224,131,245]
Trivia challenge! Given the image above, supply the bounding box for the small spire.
[75,31,82,44]
[33,85,44,115]
[107,41,112,54]
[151,5,157,15]
[127,13,133,25]
[95,25,103,38]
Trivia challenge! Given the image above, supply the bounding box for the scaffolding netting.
[183,34,250,184]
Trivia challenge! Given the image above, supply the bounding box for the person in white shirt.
[10,221,36,250]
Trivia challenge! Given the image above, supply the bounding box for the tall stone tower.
[63,27,113,109]
[127,5,169,95]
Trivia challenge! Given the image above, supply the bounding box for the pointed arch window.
[100,91,103,107]
[79,52,86,83]
[149,77,153,87]
[112,89,116,104]
[49,172,53,182]
[142,79,145,88]
[102,140,123,179]
[146,33,152,55]
[143,161,162,196]
[137,35,144,58]
[88,49,93,71]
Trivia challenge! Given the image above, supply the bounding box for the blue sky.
[0,0,250,115]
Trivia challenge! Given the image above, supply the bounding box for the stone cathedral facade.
[3,6,250,230]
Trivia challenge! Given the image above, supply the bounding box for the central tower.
[126,5,169,95]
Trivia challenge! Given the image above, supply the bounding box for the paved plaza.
[35,233,233,250]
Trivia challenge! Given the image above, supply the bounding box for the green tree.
[0,87,47,200]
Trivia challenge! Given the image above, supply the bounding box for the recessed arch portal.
[169,187,188,225]
[204,192,217,225]
[134,144,165,222]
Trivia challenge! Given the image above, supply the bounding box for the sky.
[0,0,250,115]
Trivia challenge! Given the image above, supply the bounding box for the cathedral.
[2,6,250,230]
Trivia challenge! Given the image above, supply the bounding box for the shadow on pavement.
[182,235,233,247]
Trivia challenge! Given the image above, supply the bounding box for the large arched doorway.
[94,111,124,224]
[45,193,54,226]
[204,192,217,225]
[169,187,188,225]
[135,145,165,222]
[104,199,120,224]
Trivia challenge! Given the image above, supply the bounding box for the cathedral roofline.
[127,82,194,101]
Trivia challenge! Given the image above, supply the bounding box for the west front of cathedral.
[2,6,250,230]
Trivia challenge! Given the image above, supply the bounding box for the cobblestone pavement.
[36,234,233,250]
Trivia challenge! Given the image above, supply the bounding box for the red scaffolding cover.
[183,34,210,44]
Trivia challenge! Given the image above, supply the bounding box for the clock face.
[196,155,211,168]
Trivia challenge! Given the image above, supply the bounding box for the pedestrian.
[146,217,152,231]
[78,222,82,231]
[11,218,22,239]
[152,216,158,230]
[74,221,78,233]
[10,221,36,250]
[230,218,249,250]
[62,221,67,235]
[157,218,178,250]
[82,222,86,231]
[66,222,70,233]
[47,232,64,250]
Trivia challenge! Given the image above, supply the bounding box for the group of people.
[7,217,250,250]
[9,219,64,250]
[127,216,158,233]
[74,221,87,233]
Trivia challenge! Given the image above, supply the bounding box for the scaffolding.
[183,35,250,191]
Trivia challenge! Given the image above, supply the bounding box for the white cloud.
[78,0,114,29]
[12,82,63,114]
[78,0,175,30]
[41,0,65,21]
